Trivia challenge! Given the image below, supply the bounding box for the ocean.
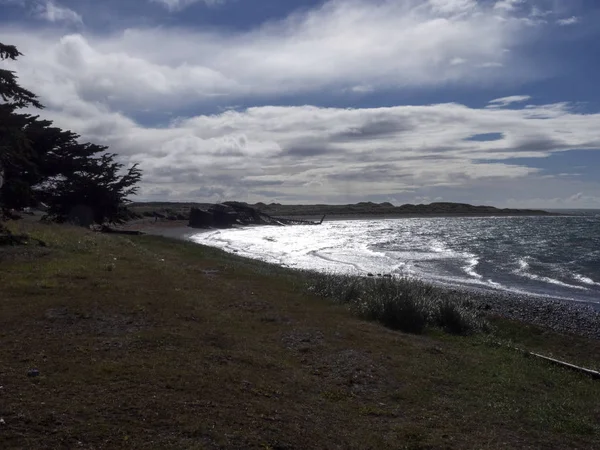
[190,211,600,307]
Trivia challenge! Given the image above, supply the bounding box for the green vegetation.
[304,273,487,335]
[1,221,599,449]
[1,42,141,224]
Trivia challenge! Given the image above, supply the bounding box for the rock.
[188,208,215,228]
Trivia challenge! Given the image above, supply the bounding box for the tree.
[0,43,43,109]
[42,148,142,224]
[1,43,43,214]
[1,42,142,225]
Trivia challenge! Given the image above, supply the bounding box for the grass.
[303,274,488,335]
[1,221,599,449]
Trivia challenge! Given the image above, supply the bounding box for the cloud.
[557,16,579,26]
[21,96,599,204]
[450,57,467,65]
[1,0,598,206]
[1,0,546,111]
[429,0,477,14]
[33,1,83,25]
[150,0,224,12]
[505,192,600,209]
[487,95,532,107]
[350,85,374,94]
[479,62,504,68]
[493,0,524,12]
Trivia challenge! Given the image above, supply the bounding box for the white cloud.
[479,62,504,68]
[1,0,544,111]
[505,192,600,209]
[19,95,598,204]
[33,1,83,25]
[450,57,467,65]
[488,95,532,107]
[1,0,597,206]
[151,0,224,12]
[557,16,579,26]
[350,85,374,94]
[494,0,524,12]
[428,0,477,14]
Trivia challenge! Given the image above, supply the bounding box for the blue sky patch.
[466,133,504,142]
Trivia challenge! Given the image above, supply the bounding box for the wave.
[189,218,599,306]
[463,256,483,280]
[573,274,600,286]
[306,250,363,272]
[514,258,588,291]
[518,258,530,271]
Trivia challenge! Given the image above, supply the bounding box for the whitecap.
[513,259,588,291]
[573,274,600,286]
[463,256,483,280]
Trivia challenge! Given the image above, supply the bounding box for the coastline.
[271,212,567,222]
[3,220,599,448]
[134,221,600,340]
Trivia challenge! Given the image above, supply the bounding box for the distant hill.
[232,201,554,217]
[129,201,555,220]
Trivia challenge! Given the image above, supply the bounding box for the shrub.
[435,300,473,335]
[304,272,488,336]
[358,292,428,334]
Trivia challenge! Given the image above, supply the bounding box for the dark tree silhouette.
[42,147,142,224]
[0,43,43,108]
[1,42,142,225]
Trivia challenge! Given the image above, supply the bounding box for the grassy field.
[1,222,599,449]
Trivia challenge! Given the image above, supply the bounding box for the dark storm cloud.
[282,144,338,158]
[513,136,564,153]
[330,118,412,143]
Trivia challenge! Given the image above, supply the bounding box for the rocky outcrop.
[189,208,216,228]
[188,203,323,229]
[189,204,258,229]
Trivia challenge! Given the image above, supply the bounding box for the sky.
[1,0,600,208]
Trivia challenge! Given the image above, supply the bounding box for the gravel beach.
[456,287,600,340]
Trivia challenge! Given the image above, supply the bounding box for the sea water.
[190,211,600,306]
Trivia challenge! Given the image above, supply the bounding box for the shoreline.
[135,222,600,340]
[272,212,567,222]
[444,285,600,340]
[3,220,599,448]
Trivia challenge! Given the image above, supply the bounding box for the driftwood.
[99,226,145,236]
[273,214,326,226]
[514,346,600,380]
